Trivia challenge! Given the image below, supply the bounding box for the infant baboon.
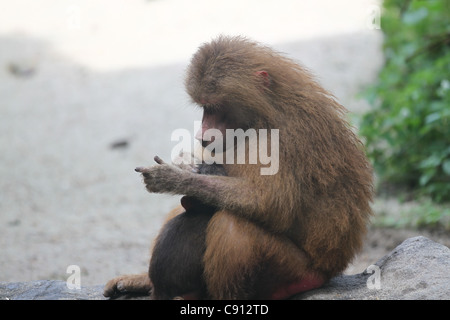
[149,162,226,299]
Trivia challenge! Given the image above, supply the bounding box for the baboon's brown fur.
[103,36,373,300]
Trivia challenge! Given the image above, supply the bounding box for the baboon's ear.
[255,70,270,88]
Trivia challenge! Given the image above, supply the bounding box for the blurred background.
[0,0,448,286]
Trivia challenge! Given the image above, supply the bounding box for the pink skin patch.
[177,275,324,300]
[269,274,325,300]
[180,291,201,300]
[255,70,270,87]
[195,111,227,147]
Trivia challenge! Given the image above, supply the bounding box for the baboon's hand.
[136,156,188,194]
[171,152,200,173]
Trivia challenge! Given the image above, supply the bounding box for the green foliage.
[372,197,450,230]
[360,0,450,203]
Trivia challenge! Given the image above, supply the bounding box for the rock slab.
[296,236,450,299]
[0,280,105,300]
[1,236,449,300]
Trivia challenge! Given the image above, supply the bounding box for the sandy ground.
[0,0,405,286]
